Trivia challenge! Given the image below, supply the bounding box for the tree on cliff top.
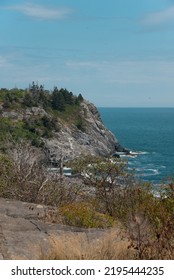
[51,87,65,111]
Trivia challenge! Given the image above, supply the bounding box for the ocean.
[99,108,174,185]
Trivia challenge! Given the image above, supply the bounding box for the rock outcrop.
[0,198,107,260]
[44,100,124,161]
[1,99,127,162]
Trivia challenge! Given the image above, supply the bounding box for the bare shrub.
[128,212,174,260]
[128,211,154,259]
[0,153,14,197]
[126,184,174,260]
[0,141,82,206]
[0,140,48,202]
[1,148,174,259]
[37,176,83,207]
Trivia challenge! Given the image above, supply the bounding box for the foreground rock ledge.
[0,198,115,260]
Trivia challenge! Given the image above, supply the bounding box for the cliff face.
[1,99,125,161]
[44,100,118,161]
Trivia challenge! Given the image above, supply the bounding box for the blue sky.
[1,0,174,107]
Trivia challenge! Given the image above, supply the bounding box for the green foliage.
[75,93,84,105]
[0,153,14,196]
[51,86,80,111]
[41,115,59,131]
[0,83,84,149]
[59,202,115,228]
[0,117,47,151]
[0,88,25,108]
[51,87,65,111]
[69,155,174,258]
[0,118,13,140]
[23,83,50,108]
[70,155,126,181]
[23,115,59,141]
[0,118,27,150]
[0,145,174,259]
[60,88,74,105]
[75,117,86,132]
[0,83,83,113]
[23,92,34,107]
[0,116,48,151]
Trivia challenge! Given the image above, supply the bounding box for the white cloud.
[142,5,174,26]
[6,3,73,20]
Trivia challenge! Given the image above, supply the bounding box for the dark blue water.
[99,108,174,184]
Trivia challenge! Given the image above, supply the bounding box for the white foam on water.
[161,165,166,169]
[120,154,137,158]
[123,149,164,183]
[148,168,159,174]
[143,169,160,177]
[132,151,149,155]
[128,161,134,165]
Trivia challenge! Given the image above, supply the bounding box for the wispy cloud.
[5,3,73,20]
[142,5,174,27]
[65,58,174,85]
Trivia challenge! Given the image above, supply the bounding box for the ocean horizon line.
[98,106,174,109]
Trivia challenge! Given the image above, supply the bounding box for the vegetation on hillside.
[0,83,173,259]
[0,82,83,110]
[0,141,173,259]
[0,82,84,151]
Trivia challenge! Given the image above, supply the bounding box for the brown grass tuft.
[41,228,135,260]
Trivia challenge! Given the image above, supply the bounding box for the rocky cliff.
[44,100,121,162]
[1,96,127,162]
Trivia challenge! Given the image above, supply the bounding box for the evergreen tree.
[60,88,74,105]
[23,93,34,107]
[75,93,84,105]
[78,93,83,102]
[51,87,65,111]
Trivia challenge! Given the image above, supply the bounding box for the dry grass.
[40,215,174,260]
[41,228,135,260]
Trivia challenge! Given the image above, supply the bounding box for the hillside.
[0,84,174,261]
[0,83,127,162]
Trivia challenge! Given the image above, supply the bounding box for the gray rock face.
[44,101,119,161]
[2,107,47,120]
[0,198,106,260]
[1,100,126,161]
[25,107,48,117]
[2,111,23,120]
